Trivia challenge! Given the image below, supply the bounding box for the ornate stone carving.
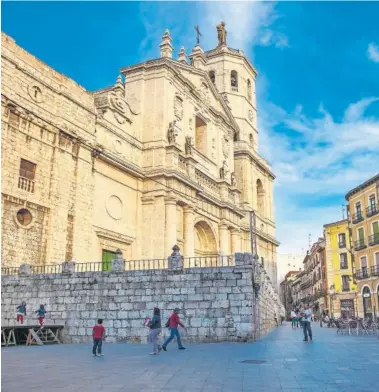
[174,95,184,120]
[19,264,32,276]
[62,261,76,274]
[168,244,183,270]
[211,138,216,159]
[167,121,178,144]
[185,136,194,155]
[198,82,210,105]
[111,249,124,272]
[217,21,227,47]
[28,84,44,103]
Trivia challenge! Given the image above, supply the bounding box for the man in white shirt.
[302,304,313,341]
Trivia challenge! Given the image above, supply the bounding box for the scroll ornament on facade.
[174,95,184,120]
[222,137,229,159]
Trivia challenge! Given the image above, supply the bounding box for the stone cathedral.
[1,24,279,286]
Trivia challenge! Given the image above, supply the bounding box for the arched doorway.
[362,286,372,319]
[194,221,217,257]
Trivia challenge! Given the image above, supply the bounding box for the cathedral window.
[257,179,265,216]
[231,71,238,92]
[195,116,207,155]
[209,71,215,85]
[247,79,252,101]
[249,133,254,147]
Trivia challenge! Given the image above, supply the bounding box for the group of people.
[290,304,313,341]
[16,301,47,328]
[92,307,186,357]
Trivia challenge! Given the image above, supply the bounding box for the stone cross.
[194,25,202,45]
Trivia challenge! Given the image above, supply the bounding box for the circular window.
[16,209,33,226]
[106,195,123,220]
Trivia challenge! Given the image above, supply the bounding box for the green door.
[102,250,115,271]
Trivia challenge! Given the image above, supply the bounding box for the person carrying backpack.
[161,308,186,351]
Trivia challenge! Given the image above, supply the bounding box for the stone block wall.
[2,265,257,344]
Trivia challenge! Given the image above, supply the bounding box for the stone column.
[219,223,229,256]
[165,196,177,256]
[231,229,241,254]
[183,205,195,258]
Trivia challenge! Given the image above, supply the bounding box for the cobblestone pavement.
[2,324,379,391]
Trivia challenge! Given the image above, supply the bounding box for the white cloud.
[259,97,379,257]
[368,42,379,63]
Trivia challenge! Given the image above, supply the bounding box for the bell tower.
[203,22,258,151]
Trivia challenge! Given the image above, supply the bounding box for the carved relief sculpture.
[174,95,184,120]
[185,136,194,155]
[167,121,178,144]
[217,21,227,47]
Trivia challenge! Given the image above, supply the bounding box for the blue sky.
[2,1,379,262]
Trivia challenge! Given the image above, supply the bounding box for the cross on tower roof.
[194,25,202,45]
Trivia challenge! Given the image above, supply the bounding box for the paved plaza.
[2,324,379,392]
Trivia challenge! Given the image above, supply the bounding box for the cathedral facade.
[1,26,279,285]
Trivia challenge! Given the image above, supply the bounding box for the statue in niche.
[220,160,229,180]
[167,121,178,144]
[231,172,237,187]
[185,136,194,155]
[217,21,227,47]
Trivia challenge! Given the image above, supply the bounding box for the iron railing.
[371,265,379,277]
[338,241,347,249]
[368,233,379,247]
[1,255,235,276]
[352,212,364,224]
[366,204,378,218]
[354,239,367,251]
[355,268,370,280]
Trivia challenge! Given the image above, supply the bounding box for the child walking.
[16,301,27,324]
[36,304,47,328]
[92,319,105,357]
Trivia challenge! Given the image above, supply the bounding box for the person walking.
[148,307,162,355]
[35,304,46,328]
[291,309,297,329]
[162,308,186,351]
[302,304,313,342]
[92,318,106,357]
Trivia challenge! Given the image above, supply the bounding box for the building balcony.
[338,241,346,249]
[342,286,350,292]
[18,176,35,193]
[368,233,379,247]
[371,265,379,277]
[352,212,364,224]
[354,239,367,251]
[340,262,348,270]
[366,204,379,218]
[355,268,370,280]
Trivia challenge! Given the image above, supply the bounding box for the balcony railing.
[368,233,379,247]
[354,239,367,251]
[338,241,346,249]
[371,265,379,277]
[342,286,350,292]
[355,268,370,280]
[340,262,348,270]
[18,176,35,193]
[366,204,379,218]
[352,212,364,224]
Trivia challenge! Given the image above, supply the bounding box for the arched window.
[257,179,265,216]
[249,133,253,147]
[233,132,239,142]
[209,71,215,85]
[247,79,252,101]
[195,116,207,155]
[231,71,238,92]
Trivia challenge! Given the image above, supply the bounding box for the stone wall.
[1,254,281,344]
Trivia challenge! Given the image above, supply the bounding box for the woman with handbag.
[148,308,162,355]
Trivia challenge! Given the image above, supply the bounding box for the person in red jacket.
[162,308,186,351]
[92,319,106,357]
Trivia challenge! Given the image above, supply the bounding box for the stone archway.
[194,220,217,257]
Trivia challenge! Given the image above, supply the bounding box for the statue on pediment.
[217,21,227,47]
[231,172,237,187]
[220,160,229,180]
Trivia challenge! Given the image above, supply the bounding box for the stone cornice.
[93,226,134,245]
